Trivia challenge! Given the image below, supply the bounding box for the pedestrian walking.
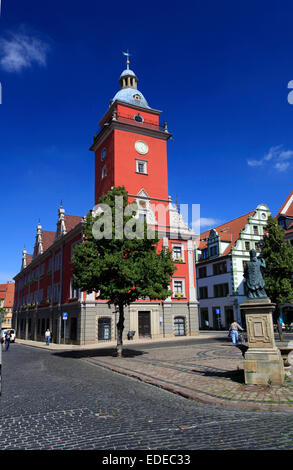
[229,321,244,345]
[45,329,51,346]
[4,330,12,351]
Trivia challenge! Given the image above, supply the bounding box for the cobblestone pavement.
[0,343,293,450]
[85,341,293,413]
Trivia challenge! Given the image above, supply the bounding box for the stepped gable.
[199,211,255,257]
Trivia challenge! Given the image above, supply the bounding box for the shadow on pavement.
[192,367,245,384]
[53,348,146,360]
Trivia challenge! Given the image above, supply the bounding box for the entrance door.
[98,318,111,341]
[224,307,234,328]
[174,317,186,336]
[138,311,151,337]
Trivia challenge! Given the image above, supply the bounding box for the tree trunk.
[116,303,125,358]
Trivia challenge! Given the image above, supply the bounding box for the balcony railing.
[93,112,169,143]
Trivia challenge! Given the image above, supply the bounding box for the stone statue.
[244,249,267,299]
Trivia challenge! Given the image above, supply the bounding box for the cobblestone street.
[0,341,293,450]
[84,338,293,412]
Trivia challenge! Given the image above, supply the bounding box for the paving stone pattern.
[86,342,293,413]
[0,343,293,450]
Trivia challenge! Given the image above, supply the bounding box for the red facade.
[13,62,198,338]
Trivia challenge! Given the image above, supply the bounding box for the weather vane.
[122,50,131,69]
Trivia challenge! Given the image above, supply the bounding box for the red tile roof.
[3,282,15,307]
[42,231,56,252]
[0,282,15,307]
[21,211,83,271]
[26,254,33,266]
[64,215,83,232]
[199,211,255,257]
[0,284,6,299]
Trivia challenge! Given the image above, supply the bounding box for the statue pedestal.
[240,299,284,385]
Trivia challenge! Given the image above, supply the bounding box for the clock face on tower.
[135,140,149,155]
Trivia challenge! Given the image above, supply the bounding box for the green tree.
[72,186,176,357]
[262,216,293,341]
[0,307,4,323]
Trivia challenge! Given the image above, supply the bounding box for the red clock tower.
[90,57,172,225]
[89,56,199,339]
[13,56,199,346]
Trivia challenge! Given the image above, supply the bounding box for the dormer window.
[133,94,141,101]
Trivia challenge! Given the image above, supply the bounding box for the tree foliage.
[262,216,293,305]
[72,186,176,356]
[262,216,293,339]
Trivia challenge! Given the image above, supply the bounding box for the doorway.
[174,317,186,336]
[98,317,111,341]
[225,307,234,328]
[138,311,151,337]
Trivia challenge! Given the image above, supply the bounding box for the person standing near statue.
[244,249,267,299]
[229,321,244,345]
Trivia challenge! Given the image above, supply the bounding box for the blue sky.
[0,0,293,282]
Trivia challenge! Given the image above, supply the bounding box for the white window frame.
[136,159,148,175]
[70,279,80,300]
[172,278,185,297]
[172,243,185,262]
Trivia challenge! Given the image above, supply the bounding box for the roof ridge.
[200,210,255,236]
[276,190,293,217]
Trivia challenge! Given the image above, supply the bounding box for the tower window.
[102,165,107,179]
[136,159,147,174]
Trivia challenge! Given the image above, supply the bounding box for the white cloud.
[247,159,264,167]
[274,161,290,172]
[0,31,49,72]
[247,145,293,172]
[192,217,222,231]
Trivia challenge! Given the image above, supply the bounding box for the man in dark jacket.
[5,330,12,351]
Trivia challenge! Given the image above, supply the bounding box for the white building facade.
[196,204,271,329]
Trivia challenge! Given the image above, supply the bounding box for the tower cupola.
[111,52,150,109]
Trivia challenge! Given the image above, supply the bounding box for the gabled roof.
[276,190,293,218]
[19,205,83,274]
[64,215,83,232]
[3,282,15,307]
[0,282,15,307]
[26,254,33,266]
[199,211,255,257]
[42,231,56,252]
